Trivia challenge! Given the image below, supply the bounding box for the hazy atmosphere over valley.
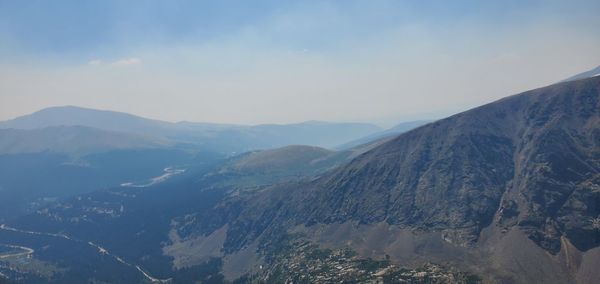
[0,1,599,283]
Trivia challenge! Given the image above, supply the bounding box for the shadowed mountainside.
[183,76,599,282]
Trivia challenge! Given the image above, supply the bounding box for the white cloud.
[111,57,142,67]
[87,58,142,67]
[88,59,102,65]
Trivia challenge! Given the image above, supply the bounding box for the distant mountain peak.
[561,64,600,82]
[29,105,135,116]
[0,105,173,135]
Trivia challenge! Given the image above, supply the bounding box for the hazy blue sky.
[1,0,599,126]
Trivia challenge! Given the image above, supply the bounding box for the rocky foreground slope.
[178,76,599,283]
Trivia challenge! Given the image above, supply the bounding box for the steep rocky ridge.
[180,76,600,282]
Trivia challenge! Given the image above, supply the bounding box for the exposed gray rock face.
[191,76,600,258]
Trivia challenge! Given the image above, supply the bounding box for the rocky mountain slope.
[181,76,600,283]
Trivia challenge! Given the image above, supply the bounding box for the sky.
[1,0,599,127]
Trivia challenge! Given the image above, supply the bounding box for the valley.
[0,224,170,283]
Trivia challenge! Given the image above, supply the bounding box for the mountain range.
[0,106,383,153]
[167,75,600,283]
[0,67,598,283]
[0,107,391,221]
